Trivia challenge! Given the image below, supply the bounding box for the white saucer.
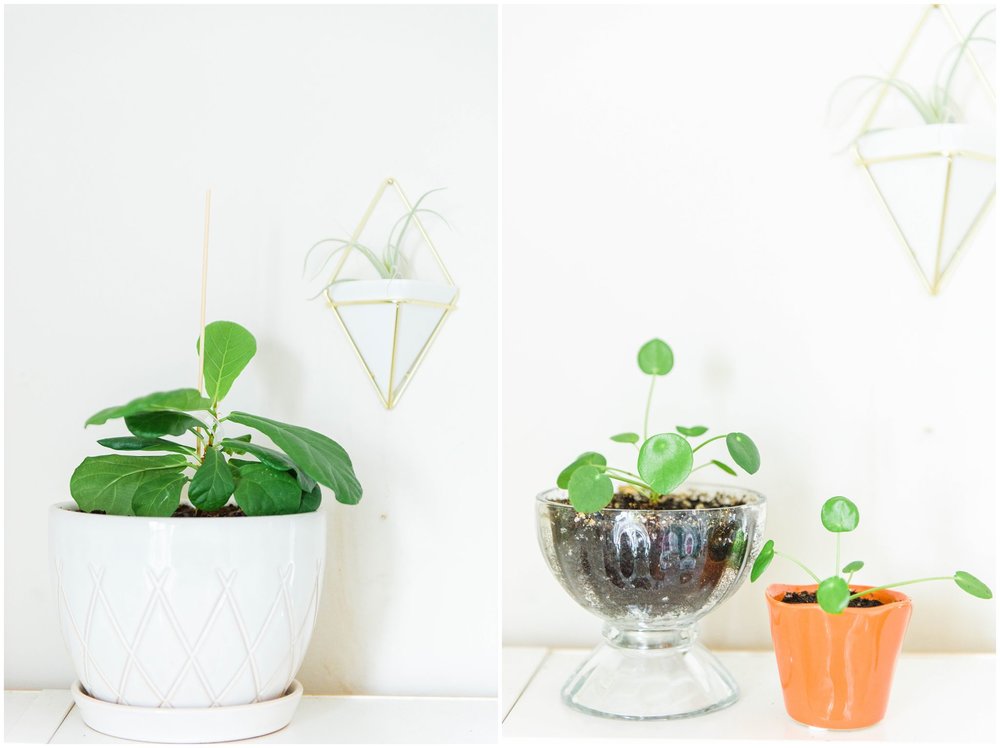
[70,680,304,743]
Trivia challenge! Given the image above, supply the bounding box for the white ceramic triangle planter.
[855,124,996,293]
[49,504,326,742]
[326,278,458,408]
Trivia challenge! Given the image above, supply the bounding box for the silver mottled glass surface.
[537,484,766,630]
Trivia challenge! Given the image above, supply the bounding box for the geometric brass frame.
[323,177,459,409]
[852,4,996,295]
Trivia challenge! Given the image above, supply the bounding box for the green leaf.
[637,433,693,495]
[637,339,674,376]
[125,411,208,438]
[711,459,737,476]
[610,433,640,444]
[750,539,774,582]
[817,576,851,614]
[200,321,257,405]
[954,571,993,599]
[725,433,760,474]
[132,471,186,517]
[219,438,317,493]
[677,425,708,437]
[821,496,860,533]
[842,560,865,574]
[97,436,195,455]
[189,448,236,512]
[227,411,362,505]
[86,388,211,426]
[298,484,323,513]
[729,529,747,569]
[233,463,302,516]
[567,465,614,513]
[556,452,607,490]
[70,454,189,516]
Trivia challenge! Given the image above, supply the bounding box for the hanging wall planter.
[312,178,459,409]
[847,5,996,295]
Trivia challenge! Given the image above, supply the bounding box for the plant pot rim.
[536,482,766,514]
[765,582,912,612]
[50,501,327,522]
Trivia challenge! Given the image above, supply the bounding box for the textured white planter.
[326,278,457,408]
[855,124,995,293]
[49,504,326,721]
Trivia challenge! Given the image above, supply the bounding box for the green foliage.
[306,188,448,293]
[71,321,362,517]
[556,338,761,512]
[751,495,993,614]
[834,10,995,132]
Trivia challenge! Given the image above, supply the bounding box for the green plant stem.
[836,534,841,579]
[643,376,655,441]
[606,466,643,481]
[774,551,822,584]
[690,462,712,472]
[692,434,726,453]
[847,576,955,600]
[847,571,856,586]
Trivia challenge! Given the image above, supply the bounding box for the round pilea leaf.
[676,425,708,437]
[637,339,674,376]
[817,575,851,614]
[750,539,774,582]
[725,432,760,474]
[842,560,865,574]
[954,571,993,599]
[637,433,693,495]
[610,432,640,444]
[567,465,614,513]
[821,496,860,533]
[556,452,606,490]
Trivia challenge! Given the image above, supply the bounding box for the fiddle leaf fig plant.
[556,338,761,512]
[751,496,993,613]
[70,320,362,517]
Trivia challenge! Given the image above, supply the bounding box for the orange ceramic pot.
[765,583,912,729]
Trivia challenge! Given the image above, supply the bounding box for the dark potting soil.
[84,504,246,518]
[555,490,747,511]
[781,590,884,608]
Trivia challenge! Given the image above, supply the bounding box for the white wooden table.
[4,690,497,743]
[502,647,996,742]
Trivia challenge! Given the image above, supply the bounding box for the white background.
[5,5,498,696]
[502,4,996,653]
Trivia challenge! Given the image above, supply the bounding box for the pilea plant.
[751,495,992,613]
[70,321,362,517]
[305,187,447,294]
[556,338,761,512]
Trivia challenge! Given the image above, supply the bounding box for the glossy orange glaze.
[765,583,912,729]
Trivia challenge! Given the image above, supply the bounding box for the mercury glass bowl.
[536,483,766,720]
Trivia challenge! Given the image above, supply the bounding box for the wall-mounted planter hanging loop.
[852,4,995,295]
[324,178,459,409]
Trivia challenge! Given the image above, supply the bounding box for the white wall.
[5,5,498,695]
[502,4,996,653]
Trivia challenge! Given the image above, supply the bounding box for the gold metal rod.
[389,289,460,407]
[855,146,935,293]
[930,155,955,294]
[939,3,996,102]
[390,179,456,287]
[858,4,935,136]
[386,302,402,408]
[936,187,996,290]
[856,149,996,166]
[325,303,390,408]
[198,189,211,395]
[328,298,457,310]
[326,177,392,288]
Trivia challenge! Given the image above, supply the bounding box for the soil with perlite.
[781,590,884,608]
[557,489,748,511]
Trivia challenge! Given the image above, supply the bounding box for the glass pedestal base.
[561,626,739,720]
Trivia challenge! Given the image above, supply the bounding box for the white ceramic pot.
[326,278,457,408]
[855,124,995,291]
[49,503,326,710]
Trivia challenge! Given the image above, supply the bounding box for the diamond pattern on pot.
[55,560,322,707]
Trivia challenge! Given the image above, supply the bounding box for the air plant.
[556,338,761,513]
[305,188,448,295]
[831,8,994,135]
[751,495,993,613]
